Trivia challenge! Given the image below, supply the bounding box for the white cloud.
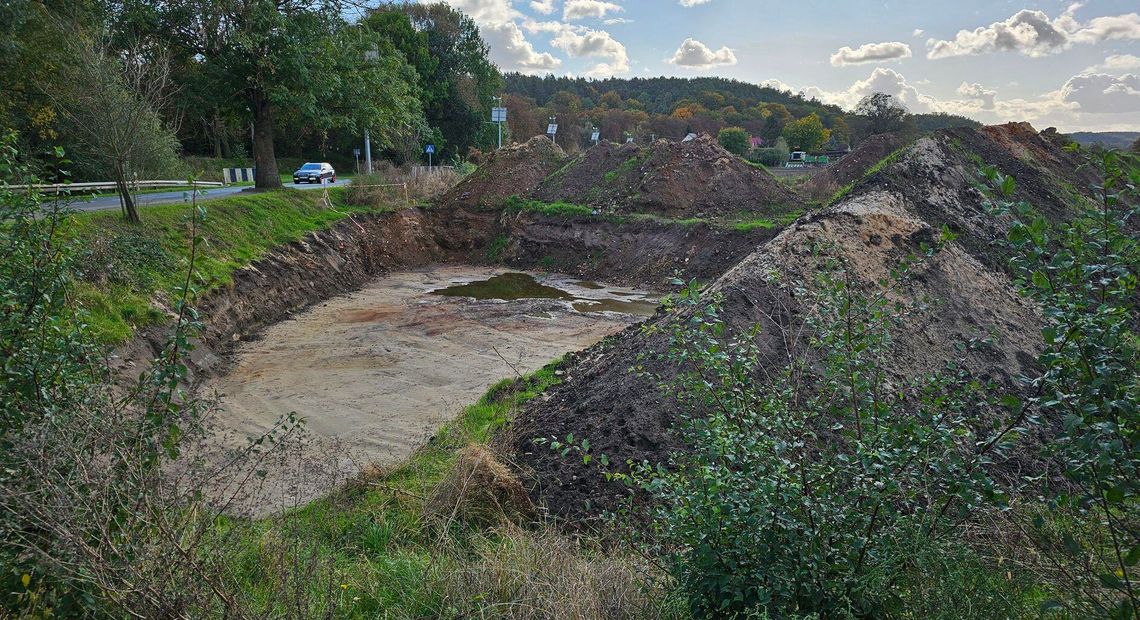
[957,82,998,110]
[926,8,1140,59]
[550,27,630,76]
[1087,53,1140,73]
[435,0,521,25]
[529,0,555,14]
[1061,72,1140,113]
[603,17,632,25]
[481,21,562,73]
[1070,13,1140,44]
[678,0,711,5]
[829,41,912,66]
[668,37,737,69]
[761,66,1140,131]
[912,28,924,37]
[426,0,565,73]
[562,0,622,20]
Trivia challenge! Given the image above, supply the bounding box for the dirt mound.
[820,132,908,188]
[440,136,567,209]
[530,134,799,218]
[505,123,1098,522]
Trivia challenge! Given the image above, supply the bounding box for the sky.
[418,0,1140,132]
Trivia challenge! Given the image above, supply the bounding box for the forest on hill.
[498,73,981,155]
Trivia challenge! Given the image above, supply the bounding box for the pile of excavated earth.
[442,133,798,218]
[500,123,1099,521]
[158,122,1098,520]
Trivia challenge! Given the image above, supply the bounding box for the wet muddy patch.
[207,265,659,513]
[432,272,660,317]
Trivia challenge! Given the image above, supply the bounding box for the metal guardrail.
[9,180,224,194]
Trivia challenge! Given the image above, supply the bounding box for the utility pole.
[362,47,378,174]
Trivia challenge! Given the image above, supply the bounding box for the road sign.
[546,123,558,135]
[425,144,435,154]
[353,148,360,157]
[591,130,600,142]
[491,107,507,122]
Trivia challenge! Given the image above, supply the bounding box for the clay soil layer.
[206,265,652,512]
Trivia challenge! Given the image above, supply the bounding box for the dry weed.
[347,165,462,208]
[425,444,534,527]
[435,524,680,620]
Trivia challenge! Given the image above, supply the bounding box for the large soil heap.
[443,133,798,219]
[817,132,908,188]
[505,123,1099,521]
[440,135,566,209]
[534,134,797,217]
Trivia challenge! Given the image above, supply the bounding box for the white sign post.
[547,116,558,146]
[491,99,507,150]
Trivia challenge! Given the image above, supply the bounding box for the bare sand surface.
[203,265,655,513]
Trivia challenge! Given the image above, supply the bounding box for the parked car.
[293,162,336,184]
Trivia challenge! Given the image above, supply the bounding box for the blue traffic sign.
[425,144,436,154]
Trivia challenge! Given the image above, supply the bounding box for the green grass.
[485,233,509,261]
[220,361,566,618]
[731,209,803,232]
[503,196,596,218]
[603,149,651,185]
[864,146,909,178]
[63,187,365,344]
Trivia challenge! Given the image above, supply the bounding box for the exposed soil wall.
[116,205,777,381]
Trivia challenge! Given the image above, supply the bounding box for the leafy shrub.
[986,150,1139,618]
[628,245,1018,618]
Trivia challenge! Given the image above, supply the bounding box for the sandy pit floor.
[203,265,657,513]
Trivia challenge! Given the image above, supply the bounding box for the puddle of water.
[433,272,573,301]
[433,272,658,317]
[574,280,606,290]
[571,299,659,317]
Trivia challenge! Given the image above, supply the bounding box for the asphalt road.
[72,180,334,212]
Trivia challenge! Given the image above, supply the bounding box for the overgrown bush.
[986,150,1139,618]
[611,242,1025,618]
[346,163,461,207]
[0,133,318,617]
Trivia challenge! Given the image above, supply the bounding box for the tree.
[1131,136,1140,153]
[153,0,423,189]
[717,126,750,157]
[373,3,501,159]
[782,113,830,151]
[853,93,912,139]
[49,40,179,223]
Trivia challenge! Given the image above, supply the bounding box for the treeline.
[0,0,501,217]
[499,73,980,155]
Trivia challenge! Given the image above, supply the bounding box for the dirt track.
[206,265,653,512]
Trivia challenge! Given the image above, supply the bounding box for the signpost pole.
[364,129,372,174]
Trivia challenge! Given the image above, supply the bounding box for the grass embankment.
[222,359,677,618]
[504,195,802,231]
[63,187,368,344]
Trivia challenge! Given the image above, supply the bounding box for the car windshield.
[301,163,320,170]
